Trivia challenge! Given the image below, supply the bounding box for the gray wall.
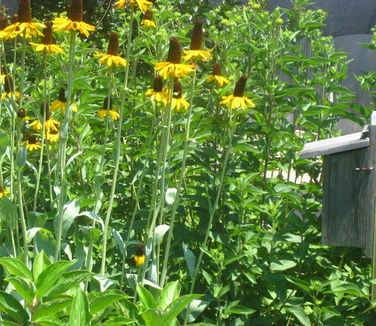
[0,0,17,15]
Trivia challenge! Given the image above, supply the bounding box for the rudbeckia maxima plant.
[2,75,20,99]
[29,103,60,133]
[141,10,156,27]
[97,97,120,121]
[207,63,230,87]
[95,32,127,68]
[4,0,44,38]
[51,88,78,113]
[171,79,189,110]
[25,133,41,152]
[155,38,195,79]
[183,20,213,62]
[53,0,95,37]
[115,0,153,12]
[30,22,64,54]
[220,76,255,110]
[146,75,166,103]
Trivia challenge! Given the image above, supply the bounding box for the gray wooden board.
[300,132,369,158]
[322,148,374,256]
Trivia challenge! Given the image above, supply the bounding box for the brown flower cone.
[41,22,54,45]
[58,88,67,102]
[233,76,247,97]
[17,108,26,118]
[144,10,153,21]
[4,75,14,93]
[18,0,32,23]
[173,80,182,99]
[0,17,8,31]
[107,32,119,56]
[103,97,112,110]
[213,63,222,76]
[12,15,18,24]
[41,103,51,120]
[135,243,145,256]
[27,133,38,144]
[68,0,83,22]
[190,20,203,50]
[167,38,181,64]
[152,75,163,92]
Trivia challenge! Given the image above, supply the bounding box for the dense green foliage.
[0,0,374,324]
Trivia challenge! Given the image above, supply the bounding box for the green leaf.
[224,254,244,266]
[101,317,136,325]
[136,283,157,309]
[155,224,170,245]
[226,305,256,315]
[165,188,177,206]
[270,260,297,272]
[158,281,181,309]
[163,294,202,325]
[182,299,210,323]
[15,145,27,168]
[33,316,65,326]
[36,260,75,298]
[112,229,125,257]
[286,306,311,326]
[69,289,91,326]
[0,131,9,156]
[0,197,18,229]
[90,290,130,315]
[33,296,72,320]
[0,257,32,280]
[0,290,29,324]
[5,276,35,304]
[46,270,94,298]
[0,321,21,326]
[33,250,51,282]
[183,243,196,280]
[60,199,80,241]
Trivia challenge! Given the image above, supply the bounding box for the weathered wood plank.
[300,132,369,158]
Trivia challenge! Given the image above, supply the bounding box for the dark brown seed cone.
[68,0,83,22]
[0,17,8,31]
[41,22,54,45]
[17,108,26,118]
[4,75,14,93]
[107,32,119,56]
[152,75,163,92]
[27,133,38,144]
[103,97,112,110]
[18,0,32,23]
[213,63,222,76]
[233,76,247,97]
[58,88,67,102]
[173,80,182,99]
[135,243,145,256]
[12,15,18,24]
[144,10,153,21]
[167,38,181,64]
[40,102,51,120]
[190,20,203,50]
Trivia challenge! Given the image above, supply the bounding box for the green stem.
[183,111,237,325]
[160,69,197,287]
[100,13,134,276]
[54,31,77,261]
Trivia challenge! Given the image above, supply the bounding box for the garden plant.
[0,0,374,325]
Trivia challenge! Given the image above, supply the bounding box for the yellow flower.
[97,109,120,120]
[134,255,145,267]
[95,32,127,67]
[0,17,11,40]
[30,118,60,133]
[170,80,189,110]
[29,119,42,131]
[2,75,20,99]
[46,129,59,143]
[146,75,166,103]
[2,91,20,99]
[182,21,213,62]
[0,187,10,198]
[51,88,78,113]
[134,243,145,267]
[52,0,95,37]
[115,0,152,11]
[207,63,230,87]
[141,10,156,27]
[220,76,255,110]
[0,74,6,84]
[29,43,64,54]
[25,133,42,152]
[155,38,195,80]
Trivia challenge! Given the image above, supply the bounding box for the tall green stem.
[54,31,77,261]
[160,69,197,287]
[100,14,134,276]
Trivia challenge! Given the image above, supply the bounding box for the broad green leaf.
[46,270,94,298]
[162,294,202,325]
[69,289,91,326]
[101,316,135,325]
[5,276,35,304]
[286,306,311,326]
[33,316,65,326]
[165,188,177,206]
[0,131,9,156]
[155,224,170,245]
[270,260,297,272]
[33,250,51,282]
[112,229,125,257]
[158,281,181,309]
[183,243,196,280]
[90,290,130,315]
[33,296,72,320]
[182,299,210,323]
[0,257,32,280]
[141,308,164,326]
[0,197,18,230]
[226,305,256,315]
[15,145,27,167]
[36,260,75,298]
[137,284,157,309]
[0,290,29,324]
[60,199,80,241]
[0,321,21,326]
[224,254,244,266]
[27,227,52,243]
[78,211,104,231]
